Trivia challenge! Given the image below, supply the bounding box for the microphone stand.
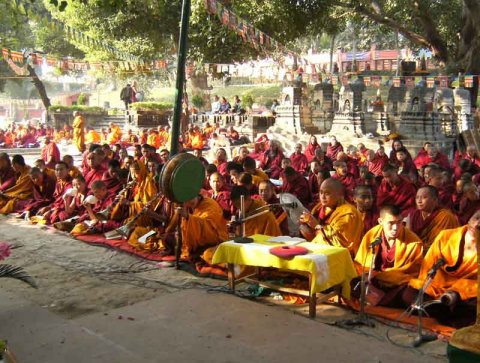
[338,242,377,327]
[408,270,441,347]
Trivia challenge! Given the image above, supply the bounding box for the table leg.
[309,274,317,318]
[228,263,235,292]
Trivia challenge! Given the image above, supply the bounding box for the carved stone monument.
[311,81,335,133]
[274,86,314,135]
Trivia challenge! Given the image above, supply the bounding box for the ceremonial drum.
[160,153,205,203]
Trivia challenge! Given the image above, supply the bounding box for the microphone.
[370,236,382,249]
[427,258,446,278]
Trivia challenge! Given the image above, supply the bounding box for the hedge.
[48,105,105,113]
[130,102,173,111]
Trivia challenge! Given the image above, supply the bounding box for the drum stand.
[175,204,183,270]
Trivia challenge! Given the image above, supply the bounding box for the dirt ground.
[0,216,448,361]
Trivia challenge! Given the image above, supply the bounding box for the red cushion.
[269,245,309,259]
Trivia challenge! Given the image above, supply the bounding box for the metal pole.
[170,0,191,156]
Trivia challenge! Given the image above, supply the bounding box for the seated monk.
[168,194,228,260]
[243,157,269,187]
[85,127,101,145]
[71,180,118,235]
[299,178,363,256]
[258,180,289,235]
[457,182,480,225]
[62,155,81,179]
[281,166,311,207]
[34,159,56,181]
[353,185,379,234]
[258,140,284,179]
[377,164,417,217]
[213,148,229,179]
[33,162,73,223]
[290,143,309,175]
[353,205,423,307]
[406,186,459,251]
[404,210,480,328]
[50,175,88,226]
[237,172,259,198]
[0,153,16,192]
[208,172,234,220]
[0,155,34,214]
[332,160,356,203]
[106,122,122,145]
[102,159,123,194]
[84,149,107,189]
[427,166,454,210]
[396,147,418,184]
[232,146,249,166]
[229,185,281,237]
[15,167,56,217]
[226,162,243,186]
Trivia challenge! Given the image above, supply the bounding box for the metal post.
[170,0,191,156]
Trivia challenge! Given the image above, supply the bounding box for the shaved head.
[320,178,344,208]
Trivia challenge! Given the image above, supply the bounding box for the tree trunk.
[329,33,336,74]
[27,64,51,110]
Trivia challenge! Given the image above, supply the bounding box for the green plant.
[191,94,205,109]
[48,105,105,113]
[130,102,174,111]
[242,93,255,109]
[77,92,88,105]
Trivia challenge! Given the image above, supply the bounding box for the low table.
[212,235,357,318]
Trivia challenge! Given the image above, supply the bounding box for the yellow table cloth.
[212,234,357,298]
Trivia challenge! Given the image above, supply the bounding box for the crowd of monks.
[0,119,479,329]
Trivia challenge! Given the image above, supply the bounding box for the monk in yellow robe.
[62,155,82,179]
[0,155,33,214]
[172,195,228,259]
[230,185,281,237]
[300,178,363,256]
[353,205,423,306]
[106,123,122,145]
[406,186,459,252]
[85,127,101,145]
[72,111,86,152]
[405,210,480,328]
[243,157,269,186]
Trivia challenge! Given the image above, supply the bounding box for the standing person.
[72,111,86,153]
[120,84,133,110]
[41,136,61,169]
[131,80,139,103]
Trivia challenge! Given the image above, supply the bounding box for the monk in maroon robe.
[326,136,344,161]
[396,148,418,184]
[84,150,107,189]
[208,172,234,219]
[332,161,356,203]
[259,141,284,179]
[312,148,333,172]
[427,166,454,210]
[389,139,412,165]
[290,143,309,175]
[49,175,87,225]
[367,149,388,177]
[453,145,480,169]
[36,162,73,221]
[458,182,480,225]
[377,164,417,217]
[304,135,321,162]
[353,185,379,234]
[101,159,123,194]
[0,153,16,192]
[40,137,61,169]
[337,152,359,178]
[16,167,56,215]
[213,148,229,179]
[414,144,450,170]
[281,166,311,207]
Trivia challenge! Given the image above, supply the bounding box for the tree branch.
[335,1,450,63]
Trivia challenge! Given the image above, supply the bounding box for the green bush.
[77,92,88,105]
[130,102,174,111]
[48,105,105,113]
[191,94,205,109]
[242,94,255,109]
